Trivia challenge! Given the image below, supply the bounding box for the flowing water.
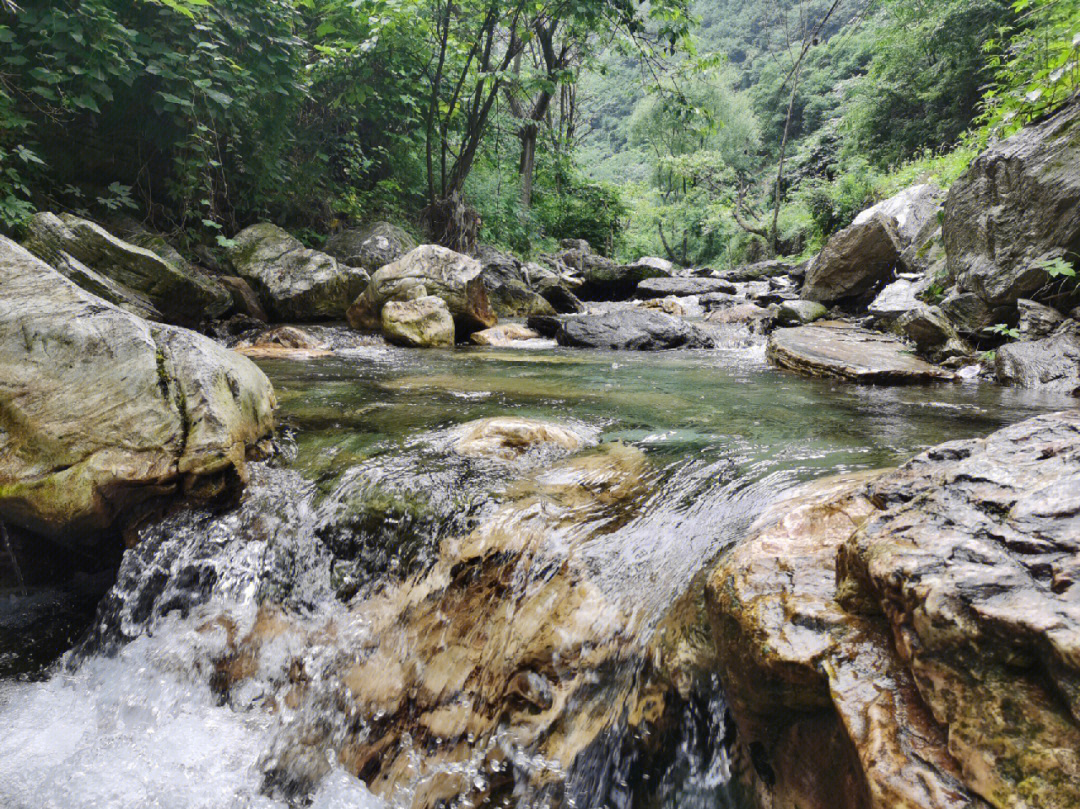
[0,332,1073,809]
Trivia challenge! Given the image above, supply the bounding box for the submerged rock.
[469,324,542,346]
[228,223,368,321]
[211,443,708,809]
[24,212,230,324]
[944,100,1080,324]
[767,322,956,384]
[0,237,276,541]
[450,417,591,461]
[323,222,417,272]
[553,309,715,351]
[348,245,496,336]
[381,296,456,348]
[802,215,902,305]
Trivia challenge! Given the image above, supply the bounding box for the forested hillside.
[1,0,1077,265]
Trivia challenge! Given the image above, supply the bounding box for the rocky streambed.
[2,101,1080,809]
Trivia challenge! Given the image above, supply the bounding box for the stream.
[0,332,1072,809]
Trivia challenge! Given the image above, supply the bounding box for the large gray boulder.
[802,215,903,305]
[552,309,714,351]
[24,213,230,325]
[995,324,1080,394]
[636,276,736,299]
[323,222,417,272]
[943,100,1080,327]
[853,184,943,246]
[347,245,496,335]
[0,237,276,542]
[564,247,672,301]
[767,322,956,384]
[228,223,369,321]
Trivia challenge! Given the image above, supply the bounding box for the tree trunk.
[520,122,537,209]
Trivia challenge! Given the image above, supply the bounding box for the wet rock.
[767,322,956,384]
[1018,298,1066,339]
[24,212,230,325]
[995,326,1080,394]
[235,326,334,360]
[219,276,268,322]
[381,296,455,348]
[451,417,591,461]
[534,276,586,314]
[469,324,542,346]
[0,237,276,541]
[802,215,902,305]
[705,303,774,333]
[348,245,496,336]
[706,472,990,809]
[323,222,417,272]
[636,276,736,299]
[944,100,1080,324]
[221,444,702,809]
[228,223,369,321]
[553,309,715,351]
[776,299,828,326]
[837,411,1080,808]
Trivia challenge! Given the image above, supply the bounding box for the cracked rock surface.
[0,236,276,542]
[708,410,1080,809]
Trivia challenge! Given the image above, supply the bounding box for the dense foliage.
[1,0,1076,261]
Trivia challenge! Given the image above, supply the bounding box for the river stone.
[474,244,525,287]
[24,212,231,325]
[853,183,943,247]
[940,289,1010,336]
[895,304,960,354]
[451,417,589,461]
[469,324,542,346]
[720,259,793,282]
[802,215,902,305]
[380,296,455,348]
[218,276,268,322]
[944,100,1080,322]
[705,303,774,333]
[1018,298,1066,339]
[868,277,922,323]
[484,279,556,319]
[348,245,496,335]
[228,223,369,321]
[576,254,672,301]
[323,222,417,272]
[636,276,736,299]
[210,444,713,808]
[776,299,828,326]
[553,309,715,351]
[0,237,276,541]
[994,326,1080,394]
[707,472,988,809]
[836,411,1080,809]
[767,322,956,384]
